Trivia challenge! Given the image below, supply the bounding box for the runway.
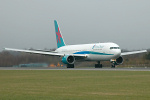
[0,67,150,71]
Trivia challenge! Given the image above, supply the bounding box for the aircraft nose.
[114,49,121,57]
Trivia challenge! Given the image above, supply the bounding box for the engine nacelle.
[115,56,123,65]
[62,55,75,64]
[111,56,123,65]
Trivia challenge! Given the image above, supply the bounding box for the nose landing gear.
[111,63,116,68]
[110,59,116,68]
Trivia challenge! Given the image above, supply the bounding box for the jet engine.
[111,56,123,65]
[115,56,123,65]
[62,55,75,64]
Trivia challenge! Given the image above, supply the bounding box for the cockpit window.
[110,47,120,49]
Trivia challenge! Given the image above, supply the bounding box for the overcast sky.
[0,0,150,51]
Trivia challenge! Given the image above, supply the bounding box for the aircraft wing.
[4,48,65,56]
[121,50,147,56]
[4,48,87,58]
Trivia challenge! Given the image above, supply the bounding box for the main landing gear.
[67,64,74,68]
[94,61,116,68]
[95,61,102,68]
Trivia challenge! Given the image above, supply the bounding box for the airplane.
[5,20,147,68]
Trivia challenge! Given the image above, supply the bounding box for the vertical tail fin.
[54,20,66,48]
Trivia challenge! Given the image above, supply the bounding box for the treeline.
[145,52,150,60]
[0,50,150,67]
[0,51,60,67]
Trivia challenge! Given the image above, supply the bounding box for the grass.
[0,70,150,100]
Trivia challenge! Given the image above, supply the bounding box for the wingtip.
[3,47,6,50]
[143,50,147,52]
[145,50,148,52]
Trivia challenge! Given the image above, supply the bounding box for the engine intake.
[115,56,123,65]
[62,55,75,64]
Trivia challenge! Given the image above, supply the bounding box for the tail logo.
[54,20,65,48]
[56,27,62,43]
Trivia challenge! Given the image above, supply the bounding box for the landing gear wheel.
[67,64,74,68]
[95,61,102,68]
[95,64,102,68]
[111,64,115,68]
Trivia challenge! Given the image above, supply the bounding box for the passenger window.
[110,47,119,49]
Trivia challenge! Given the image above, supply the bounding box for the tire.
[95,64,102,68]
[111,64,115,68]
[67,64,74,68]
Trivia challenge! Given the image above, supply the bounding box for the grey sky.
[0,0,150,51]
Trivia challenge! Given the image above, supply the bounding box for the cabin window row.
[110,47,120,49]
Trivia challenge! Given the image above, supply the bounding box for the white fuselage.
[55,42,121,61]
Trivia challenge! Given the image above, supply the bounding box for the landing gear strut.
[95,61,102,68]
[67,64,74,68]
[111,63,116,68]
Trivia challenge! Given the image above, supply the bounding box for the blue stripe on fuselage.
[73,51,114,55]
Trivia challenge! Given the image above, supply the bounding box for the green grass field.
[0,70,150,100]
